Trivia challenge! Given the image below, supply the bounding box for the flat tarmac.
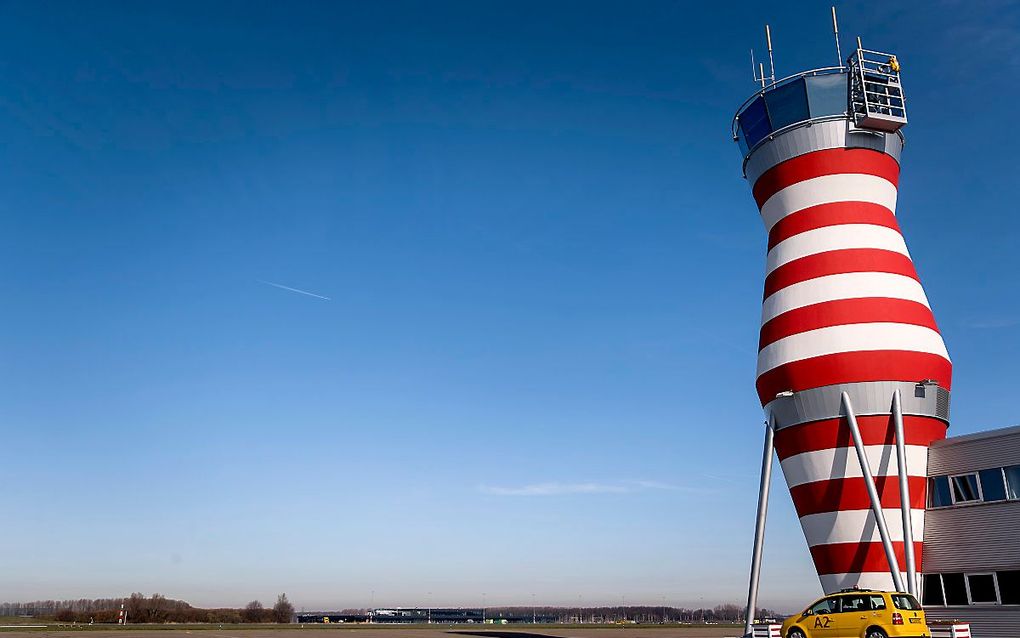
[0,628,741,638]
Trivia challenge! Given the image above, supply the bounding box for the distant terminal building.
[295,612,370,624]
[296,608,558,625]
[922,425,1020,636]
[372,608,484,624]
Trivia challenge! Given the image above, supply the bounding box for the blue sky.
[2,0,1019,612]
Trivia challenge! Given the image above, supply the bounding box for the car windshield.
[891,594,922,610]
[809,597,840,614]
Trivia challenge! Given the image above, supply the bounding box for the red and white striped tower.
[737,42,952,616]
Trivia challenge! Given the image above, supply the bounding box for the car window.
[891,594,922,610]
[839,595,868,612]
[809,597,840,614]
[868,595,886,610]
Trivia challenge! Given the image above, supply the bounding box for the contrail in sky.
[258,280,331,301]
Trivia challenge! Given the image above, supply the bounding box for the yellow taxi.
[780,589,929,638]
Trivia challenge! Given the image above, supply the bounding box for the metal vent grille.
[936,387,951,420]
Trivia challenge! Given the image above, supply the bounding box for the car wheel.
[865,629,888,638]
[788,629,806,638]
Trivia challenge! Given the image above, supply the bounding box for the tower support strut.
[743,416,776,637]
[841,391,906,593]
[892,389,917,596]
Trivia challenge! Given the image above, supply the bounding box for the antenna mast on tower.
[751,25,776,87]
[831,6,843,65]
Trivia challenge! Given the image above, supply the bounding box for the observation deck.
[732,48,908,169]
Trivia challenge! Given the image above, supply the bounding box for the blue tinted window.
[1006,465,1020,499]
[930,476,952,507]
[951,474,981,503]
[980,468,1007,501]
[737,128,750,157]
[805,72,848,118]
[738,96,771,151]
[764,78,809,131]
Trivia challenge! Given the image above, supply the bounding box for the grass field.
[0,619,52,627]
[0,623,744,638]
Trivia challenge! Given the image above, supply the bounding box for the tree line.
[484,603,779,624]
[2,596,774,625]
[0,593,294,624]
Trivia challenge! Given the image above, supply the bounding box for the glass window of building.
[764,79,809,131]
[950,473,981,503]
[966,573,999,604]
[997,570,1020,605]
[804,73,848,118]
[979,467,1007,501]
[942,573,969,605]
[929,476,952,507]
[922,574,945,606]
[738,96,771,153]
[1005,465,1020,500]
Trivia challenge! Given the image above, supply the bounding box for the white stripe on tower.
[759,174,898,231]
[820,572,911,595]
[799,509,925,546]
[757,323,949,375]
[765,224,910,274]
[760,272,931,324]
[779,444,929,488]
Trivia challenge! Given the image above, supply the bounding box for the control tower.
[734,23,952,629]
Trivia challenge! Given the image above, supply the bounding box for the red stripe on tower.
[790,476,929,517]
[752,148,900,207]
[767,202,902,250]
[810,541,925,576]
[762,249,919,298]
[773,415,947,460]
[757,352,951,406]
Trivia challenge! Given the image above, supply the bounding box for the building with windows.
[295,612,370,624]
[294,608,557,625]
[922,425,1020,636]
[371,608,485,623]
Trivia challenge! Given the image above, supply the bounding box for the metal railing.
[849,48,907,127]
[731,66,846,141]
